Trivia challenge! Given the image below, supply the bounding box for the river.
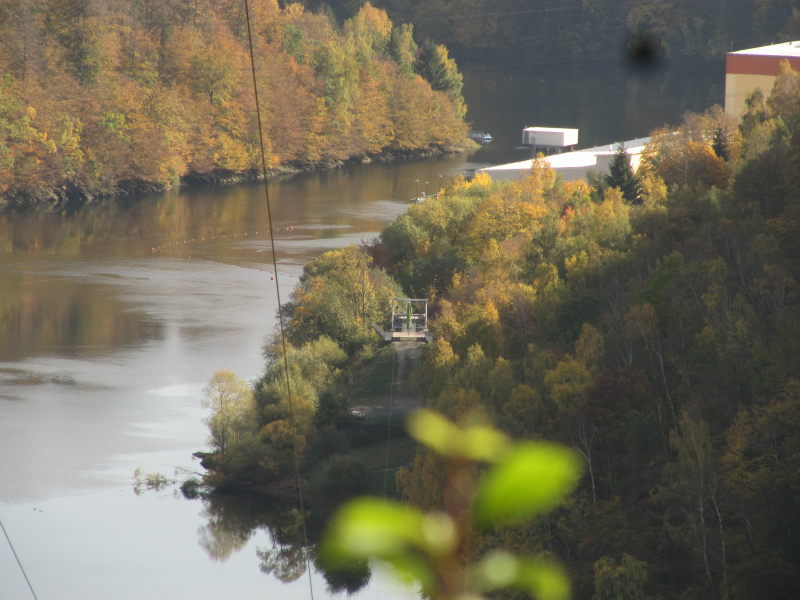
[0,61,722,599]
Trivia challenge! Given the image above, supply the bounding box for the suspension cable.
[382,343,397,498]
[1,517,39,600]
[242,2,314,598]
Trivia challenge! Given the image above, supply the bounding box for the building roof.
[726,41,800,76]
[478,137,650,181]
[522,127,579,134]
[729,40,800,58]
[480,137,650,174]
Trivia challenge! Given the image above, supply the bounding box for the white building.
[477,137,650,182]
[521,127,579,153]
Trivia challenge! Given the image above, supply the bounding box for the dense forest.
[0,0,467,210]
[299,0,800,63]
[198,64,800,599]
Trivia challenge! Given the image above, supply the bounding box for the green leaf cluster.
[322,410,581,599]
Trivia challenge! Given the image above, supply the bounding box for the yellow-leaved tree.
[202,370,258,455]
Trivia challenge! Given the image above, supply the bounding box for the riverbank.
[0,141,477,214]
[197,337,422,504]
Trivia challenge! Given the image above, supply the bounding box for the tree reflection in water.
[196,491,371,594]
[258,543,307,583]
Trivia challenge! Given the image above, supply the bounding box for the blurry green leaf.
[471,551,571,600]
[460,425,512,462]
[321,498,425,561]
[471,550,520,589]
[473,442,582,526]
[515,557,571,600]
[321,498,440,593]
[408,409,510,462]
[420,512,457,556]
[407,410,460,454]
[383,553,435,594]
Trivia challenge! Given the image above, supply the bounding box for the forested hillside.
[301,0,800,63]
[198,65,800,599]
[0,1,467,210]
[383,66,800,599]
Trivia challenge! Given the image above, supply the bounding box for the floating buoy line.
[147,228,302,282]
[149,226,297,255]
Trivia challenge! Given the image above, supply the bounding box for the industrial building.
[477,136,649,183]
[521,127,579,154]
[476,41,800,184]
[725,41,800,119]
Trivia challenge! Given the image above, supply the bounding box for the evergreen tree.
[414,39,462,98]
[711,127,730,161]
[388,23,416,76]
[604,143,642,204]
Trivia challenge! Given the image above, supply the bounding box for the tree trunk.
[712,475,729,598]
[575,421,597,504]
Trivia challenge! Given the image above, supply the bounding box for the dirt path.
[350,341,423,419]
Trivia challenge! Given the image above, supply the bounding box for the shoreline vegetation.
[3,140,474,212]
[197,64,800,599]
[0,1,470,212]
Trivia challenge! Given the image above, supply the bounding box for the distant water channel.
[0,61,721,599]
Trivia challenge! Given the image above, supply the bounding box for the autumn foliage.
[192,32,800,600]
[0,1,468,209]
[378,67,800,600]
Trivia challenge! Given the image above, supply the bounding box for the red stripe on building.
[726,53,800,76]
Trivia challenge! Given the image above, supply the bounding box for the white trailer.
[522,127,579,153]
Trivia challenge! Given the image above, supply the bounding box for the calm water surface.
[0,62,721,599]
